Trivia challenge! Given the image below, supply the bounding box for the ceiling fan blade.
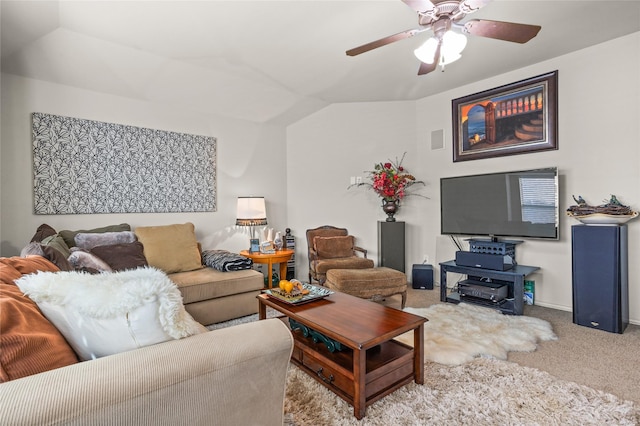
[346,27,427,56]
[402,0,436,14]
[417,60,437,75]
[463,19,541,43]
[417,41,441,75]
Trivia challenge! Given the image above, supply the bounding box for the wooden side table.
[240,249,295,288]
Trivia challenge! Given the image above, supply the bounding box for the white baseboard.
[533,301,571,312]
[534,301,639,326]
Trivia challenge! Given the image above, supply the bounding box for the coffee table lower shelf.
[282,318,415,412]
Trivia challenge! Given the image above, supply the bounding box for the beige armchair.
[306,225,374,285]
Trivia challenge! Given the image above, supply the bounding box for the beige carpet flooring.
[391,287,640,405]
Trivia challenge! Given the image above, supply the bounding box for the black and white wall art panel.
[32,113,217,214]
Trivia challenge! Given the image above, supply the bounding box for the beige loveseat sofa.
[0,255,294,425]
[169,267,263,325]
[134,223,266,325]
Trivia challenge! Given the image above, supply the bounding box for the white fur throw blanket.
[16,267,206,360]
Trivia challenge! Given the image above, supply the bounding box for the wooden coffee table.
[258,290,426,419]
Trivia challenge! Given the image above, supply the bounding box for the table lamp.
[236,196,267,252]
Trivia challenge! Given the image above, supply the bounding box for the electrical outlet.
[423,254,429,264]
[350,176,356,185]
[356,176,363,184]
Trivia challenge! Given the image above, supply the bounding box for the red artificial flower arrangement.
[352,153,425,203]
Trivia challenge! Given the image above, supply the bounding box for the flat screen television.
[440,167,559,240]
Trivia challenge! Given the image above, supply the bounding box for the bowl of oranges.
[267,279,312,303]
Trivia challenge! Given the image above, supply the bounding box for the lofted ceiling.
[2,1,640,126]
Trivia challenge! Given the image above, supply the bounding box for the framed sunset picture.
[452,71,558,162]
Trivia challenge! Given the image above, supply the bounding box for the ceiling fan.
[346,0,541,75]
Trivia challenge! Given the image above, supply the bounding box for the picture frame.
[250,238,261,253]
[452,71,558,162]
[260,241,276,254]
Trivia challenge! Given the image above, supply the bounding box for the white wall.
[286,100,425,280]
[288,33,640,323]
[0,74,289,255]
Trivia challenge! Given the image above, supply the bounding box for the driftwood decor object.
[32,113,216,214]
[567,195,632,216]
[567,195,638,225]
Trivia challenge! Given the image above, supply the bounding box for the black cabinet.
[377,221,405,272]
[572,225,628,333]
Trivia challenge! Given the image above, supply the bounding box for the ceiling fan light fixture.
[439,30,466,65]
[442,30,467,55]
[414,30,467,66]
[440,51,463,66]
[414,37,439,64]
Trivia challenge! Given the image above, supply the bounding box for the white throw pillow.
[16,267,207,361]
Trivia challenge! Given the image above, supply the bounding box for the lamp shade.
[441,30,467,62]
[236,197,267,226]
[414,37,439,64]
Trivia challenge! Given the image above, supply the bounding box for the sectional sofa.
[0,248,293,424]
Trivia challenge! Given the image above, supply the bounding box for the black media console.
[439,260,540,315]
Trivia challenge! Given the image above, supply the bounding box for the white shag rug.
[394,303,557,365]
[284,358,639,426]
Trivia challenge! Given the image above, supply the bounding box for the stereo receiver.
[455,251,514,271]
[458,279,508,302]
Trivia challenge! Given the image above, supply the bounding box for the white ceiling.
[2,1,640,125]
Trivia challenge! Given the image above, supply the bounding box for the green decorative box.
[289,319,344,353]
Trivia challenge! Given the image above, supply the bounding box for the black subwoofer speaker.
[412,264,433,290]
